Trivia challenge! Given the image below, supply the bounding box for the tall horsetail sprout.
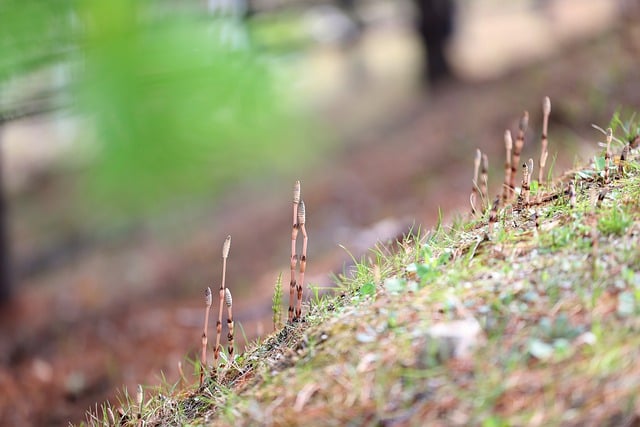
[539,96,551,184]
[296,200,308,321]
[200,287,212,387]
[214,235,231,373]
[502,130,513,205]
[290,181,301,322]
[510,111,529,191]
[225,288,234,359]
[604,128,613,183]
[480,153,489,209]
[471,149,482,214]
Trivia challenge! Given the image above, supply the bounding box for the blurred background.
[0,0,639,424]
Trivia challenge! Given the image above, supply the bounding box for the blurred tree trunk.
[0,126,11,304]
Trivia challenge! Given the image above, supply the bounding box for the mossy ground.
[82,117,640,427]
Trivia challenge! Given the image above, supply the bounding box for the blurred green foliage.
[1,0,310,216]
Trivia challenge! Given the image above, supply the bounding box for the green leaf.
[359,282,376,297]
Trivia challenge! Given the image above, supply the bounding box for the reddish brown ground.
[0,28,639,426]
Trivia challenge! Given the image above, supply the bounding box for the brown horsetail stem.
[289,180,301,322]
[200,287,212,387]
[480,153,489,209]
[214,235,231,373]
[604,128,613,183]
[136,384,143,427]
[502,130,513,205]
[471,149,482,214]
[539,96,551,184]
[510,111,529,191]
[296,199,308,321]
[470,149,481,214]
[569,181,576,208]
[225,288,234,359]
[620,144,630,176]
[521,158,534,207]
[488,195,500,236]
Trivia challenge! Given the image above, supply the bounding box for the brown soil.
[0,28,638,426]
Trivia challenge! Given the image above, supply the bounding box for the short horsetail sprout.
[471,149,482,214]
[136,385,143,427]
[518,159,533,207]
[568,181,576,208]
[502,130,513,205]
[214,236,231,372]
[200,287,213,387]
[107,407,116,426]
[225,288,234,359]
[272,272,283,331]
[510,111,529,190]
[619,144,630,176]
[539,96,551,184]
[480,153,489,208]
[604,128,612,183]
[289,181,301,323]
[488,196,500,236]
[296,200,308,321]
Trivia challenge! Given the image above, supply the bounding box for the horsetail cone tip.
[136,384,143,406]
[606,128,613,144]
[505,130,513,150]
[520,111,529,132]
[543,96,551,116]
[293,180,301,204]
[297,200,306,225]
[205,287,212,307]
[224,288,232,308]
[222,235,231,259]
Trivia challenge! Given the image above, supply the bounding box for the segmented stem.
[502,130,513,205]
[289,181,300,322]
[539,97,551,184]
[225,288,234,359]
[510,111,528,190]
[200,287,212,387]
[295,200,307,321]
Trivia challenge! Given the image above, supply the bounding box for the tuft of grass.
[272,272,283,331]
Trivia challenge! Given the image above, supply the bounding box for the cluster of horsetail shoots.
[214,235,232,373]
[289,181,301,322]
[470,149,482,214]
[604,128,613,183]
[225,287,234,359]
[538,97,551,184]
[502,130,513,205]
[510,111,529,191]
[200,287,212,387]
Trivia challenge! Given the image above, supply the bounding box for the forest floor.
[1,20,639,427]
